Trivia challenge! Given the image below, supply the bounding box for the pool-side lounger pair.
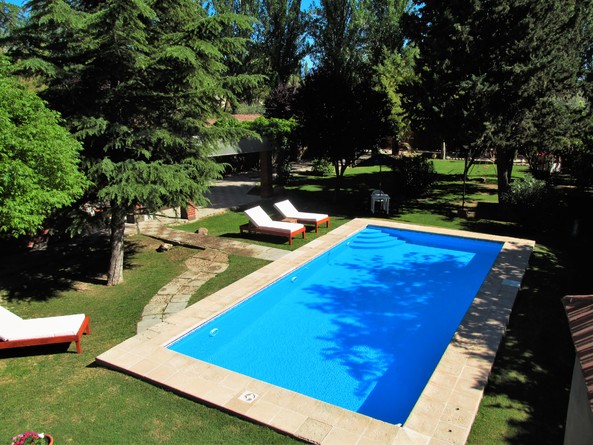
[240,199,330,245]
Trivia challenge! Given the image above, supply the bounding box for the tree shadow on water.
[298,239,498,423]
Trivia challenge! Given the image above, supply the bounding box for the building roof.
[563,294,593,413]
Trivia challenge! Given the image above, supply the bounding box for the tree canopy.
[0,55,88,237]
[8,0,260,284]
[411,0,593,199]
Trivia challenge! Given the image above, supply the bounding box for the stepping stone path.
[137,249,230,333]
[135,222,290,333]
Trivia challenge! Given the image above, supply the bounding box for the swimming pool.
[97,219,534,445]
[168,226,503,424]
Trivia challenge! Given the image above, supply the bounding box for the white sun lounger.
[240,205,306,245]
[0,306,90,354]
[273,199,330,233]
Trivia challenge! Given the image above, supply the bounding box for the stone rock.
[157,242,173,252]
[195,228,209,236]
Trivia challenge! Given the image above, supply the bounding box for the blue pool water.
[169,226,503,424]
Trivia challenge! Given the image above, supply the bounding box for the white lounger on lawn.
[273,199,330,232]
[240,205,306,245]
[0,306,90,354]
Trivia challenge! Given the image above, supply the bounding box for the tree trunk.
[107,206,127,286]
[496,148,516,202]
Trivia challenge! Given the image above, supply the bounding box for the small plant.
[311,158,333,176]
[503,174,550,207]
[10,432,49,445]
[392,156,436,198]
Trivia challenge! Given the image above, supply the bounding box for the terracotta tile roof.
[563,294,593,413]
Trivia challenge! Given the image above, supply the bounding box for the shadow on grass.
[0,342,73,359]
[0,234,144,302]
[468,241,577,444]
[465,202,592,443]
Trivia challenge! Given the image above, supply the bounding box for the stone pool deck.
[97,219,535,445]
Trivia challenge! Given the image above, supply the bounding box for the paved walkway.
[135,173,290,333]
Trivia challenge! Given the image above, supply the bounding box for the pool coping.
[96,219,535,445]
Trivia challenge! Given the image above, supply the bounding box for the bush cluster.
[503,174,550,207]
[391,156,436,197]
[310,158,333,176]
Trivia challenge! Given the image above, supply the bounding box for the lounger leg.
[75,337,82,354]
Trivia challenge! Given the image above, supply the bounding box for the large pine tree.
[10,0,258,285]
[412,0,592,199]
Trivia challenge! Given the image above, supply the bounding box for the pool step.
[348,231,406,250]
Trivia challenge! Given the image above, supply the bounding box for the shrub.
[567,151,593,189]
[310,158,333,176]
[392,156,436,197]
[503,174,550,207]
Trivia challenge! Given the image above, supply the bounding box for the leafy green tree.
[309,0,367,78]
[10,0,258,285]
[245,116,297,184]
[264,80,299,118]
[207,0,267,108]
[295,0,394,189]
[0,55,87,237]
[0,1,23,39]
[260,0,309,86]
[365,0,409,66]
[294,68,391,186]
[208,0,309,100]
[412,0,592,200]
[376,44,418,146]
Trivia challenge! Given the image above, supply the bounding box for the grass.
[175,203,351,251]
[0,237,301,444]
[0,158,589,444]
[187,254,271,306]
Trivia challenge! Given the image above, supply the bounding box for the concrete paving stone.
[177,285,202,295]
[170,294,193,303]
[158,283,181,295]
[190,274,216,283]
[147,294,174,305]
[142,303,167,316]
[177,270,199,280]
[136,175,292,334]
[164,302,189,314]
[137,318,162,332]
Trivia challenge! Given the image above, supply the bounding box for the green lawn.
[0,159,588,444]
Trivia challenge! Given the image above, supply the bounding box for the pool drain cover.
[239,391,258,403]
